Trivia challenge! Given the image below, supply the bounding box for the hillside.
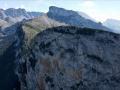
[17,26,120,90]
[22,15,67,42]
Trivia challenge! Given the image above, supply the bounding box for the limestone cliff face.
[18,26,120,90]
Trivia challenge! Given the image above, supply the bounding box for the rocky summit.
[47,6,111,32]
[17,26,120,90]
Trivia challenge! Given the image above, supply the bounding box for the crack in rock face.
[18,26,120,90]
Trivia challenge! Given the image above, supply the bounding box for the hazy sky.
[0,0,120,22]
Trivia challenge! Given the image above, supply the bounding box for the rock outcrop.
[18,26,120,90]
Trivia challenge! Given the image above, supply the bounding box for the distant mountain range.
[1,6,120,33]
[103,19,120,33]
[0,8,44,24]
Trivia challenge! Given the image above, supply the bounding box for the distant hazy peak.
[104,19,120,24]
[103,19,120,33]
[6,8,25,10]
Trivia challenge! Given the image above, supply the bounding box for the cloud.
[2,3,8,9]
[20,4,25,8]
[82,0,95,8]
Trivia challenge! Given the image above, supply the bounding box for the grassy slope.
[22,15,67,43]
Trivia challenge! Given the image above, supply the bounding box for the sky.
[0,0,120,22]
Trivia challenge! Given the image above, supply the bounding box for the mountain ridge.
[47,6,112,32]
